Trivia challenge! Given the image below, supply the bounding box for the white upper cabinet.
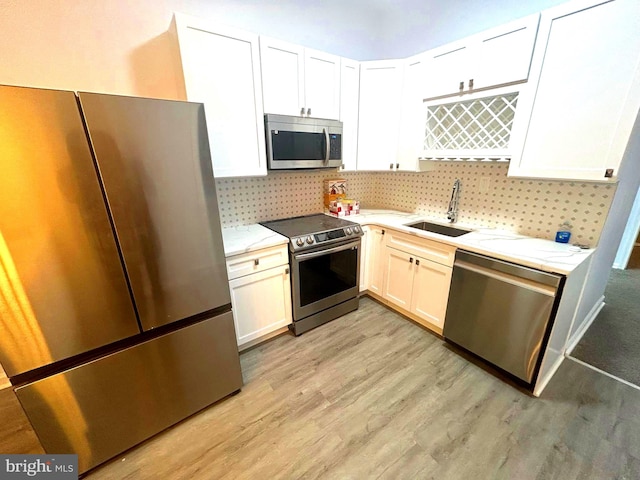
[508,0,640,181]
[397,53,430,170]
[472,14,540,91]
[173,14,267,177]
[421,14,539,100]
[259,37,305,116]
[260,37,341,119]
[339,58,360,171]
[422,43,470,100]
[304,48,341,119]
[357,60,404,171]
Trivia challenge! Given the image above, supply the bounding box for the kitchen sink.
[405,221,471,237]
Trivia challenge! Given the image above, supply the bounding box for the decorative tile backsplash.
[215,162,616,246]
[215,171,373,227]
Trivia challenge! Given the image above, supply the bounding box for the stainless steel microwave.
[265,114,343,170]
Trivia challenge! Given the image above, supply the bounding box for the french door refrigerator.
[0,85,242,474]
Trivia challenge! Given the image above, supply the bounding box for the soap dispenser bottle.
[555,221,572,243]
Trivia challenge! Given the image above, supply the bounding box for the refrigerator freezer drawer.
[15,311,242,474]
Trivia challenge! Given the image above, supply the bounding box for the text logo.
[0,455,77,479]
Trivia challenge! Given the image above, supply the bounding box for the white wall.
[570,111,640,340]
[369,0,567,58]
[0,0,570,98]
[613,187,640,269]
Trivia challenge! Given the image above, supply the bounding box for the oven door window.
[298,246,358,307]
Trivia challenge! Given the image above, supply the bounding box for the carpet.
[571,268,640,387]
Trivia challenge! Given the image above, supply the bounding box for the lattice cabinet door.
[421,86,520,162]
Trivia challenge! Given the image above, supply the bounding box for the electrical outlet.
[479,177,490,193]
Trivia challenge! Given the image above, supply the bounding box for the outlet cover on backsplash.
[215,163,615,246]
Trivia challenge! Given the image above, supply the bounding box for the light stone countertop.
[220,210,594,274]
[345,209,594,275]
[222,223,288,257]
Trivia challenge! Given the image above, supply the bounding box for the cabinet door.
[508,0,640,181]
[411,258,452,330]
[340,57,360,171]
[422,42,470,100]
[397,53,428,170]
[173,14,267,177]
[229,264,292,347]
[382,248,414,309]
[357,60,404,171]
[367,227,386,295]
[304,48,341,119]
[472,14,539,90]
[359,226,369,292]
[260,37,305,116]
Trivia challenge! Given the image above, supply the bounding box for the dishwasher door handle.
[454,260,557,297]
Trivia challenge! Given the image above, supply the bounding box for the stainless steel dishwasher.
[443,250,564,384]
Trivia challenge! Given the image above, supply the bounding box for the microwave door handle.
[323,128,330,165]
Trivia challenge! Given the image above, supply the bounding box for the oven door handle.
[294,240,359,261]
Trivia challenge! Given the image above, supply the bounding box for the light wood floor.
[86,297,640,479]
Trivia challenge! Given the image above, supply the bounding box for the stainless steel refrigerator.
[0,85,242,473]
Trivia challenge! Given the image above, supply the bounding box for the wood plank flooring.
[0,387,44,454]
[86,297,640,479]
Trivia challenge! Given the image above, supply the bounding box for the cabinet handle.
[409,257,413,263]
[254,259,260,266]
[300,107,305,116]
[459,81,464,91]
[396,163,399,169]
[307,108,311,116]
[381,229,385,235]
[416,259,420,266]
[389,163,394,170]
[469,78,474,89]
[285,267,289,275]
[605,168,614,178]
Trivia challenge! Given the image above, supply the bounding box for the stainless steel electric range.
[260,214,363,335]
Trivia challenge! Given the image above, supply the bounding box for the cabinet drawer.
[386,230,456,267]
[226,244,289,280]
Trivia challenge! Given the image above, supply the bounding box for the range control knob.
[346,227,352,235]
[296,237,304,247]
[306,235,314,244]
[354,226,361,234]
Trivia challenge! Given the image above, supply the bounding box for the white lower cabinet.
[377,229,456,332]
[366,226,387,295]
[359,226,369,292]
[226,245,292,349]
[382,247,452,331]
[383,248,414,309]
[410,257,452,330]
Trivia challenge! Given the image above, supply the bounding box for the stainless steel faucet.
[447,179,461,223]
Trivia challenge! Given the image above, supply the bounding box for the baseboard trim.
[565,295,605,355]
[533,355,564,397]
[238,326,290,353]
[567,356,640,392]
